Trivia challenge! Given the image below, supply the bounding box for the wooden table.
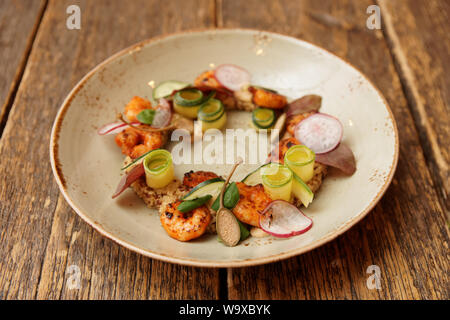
[0,0,448,300]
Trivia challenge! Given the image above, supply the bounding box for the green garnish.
[211,182,240,211]
[237,220,250,241]
[177,195,212,213]
[121,149,155,171]
[136,109,156,124]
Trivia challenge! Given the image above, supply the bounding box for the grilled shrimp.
[267,137,300,164]
[160,200,211,241]
[124,96,152,122]
[115,126,166,159]
[183,171,220,188]
[114,127,140,156]
[194,70,222,89]
[250,87,287,109]
[232,182,272,227]
[286,112,316,136]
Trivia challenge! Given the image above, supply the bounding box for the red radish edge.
[294,113,343,154]
[112,163,145,198]
[97,121,140,135]
[158,98,170,110]
[214,64,250,92]
[152,99,172,128]
[259,200,313,238]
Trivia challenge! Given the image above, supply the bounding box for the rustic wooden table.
[0,0,448,300]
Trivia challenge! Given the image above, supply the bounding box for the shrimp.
[286,112,316,136]
[183,171,220,188]
[115,126,166,159]
[114,127,140,156]
[250,87,287,109]
[232,182,272,227]
[124,96,152,122]
[194,70,222,89]
[160,200,211,241]
[267,137,300,164]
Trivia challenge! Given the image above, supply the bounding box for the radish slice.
[259,200,313,238]
[158,97,171,110]
[97,121,139,135]
[294,113,343,154]
[152,99,172,128]
[214,64,250,92]
[112,163,145,199]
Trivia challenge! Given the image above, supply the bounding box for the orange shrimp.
[114,127,140,156]
[232,182,272,227]
[160,200,211,241]
[194,70,222,89]
[183,171,220,189]
[267,137,300,164]
[250,87,287,109]
[115,126,166,159]
[124,96,152,122]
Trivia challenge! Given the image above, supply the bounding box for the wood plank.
[0,0,218,300]
[378,0,449,216]
[0,0,47,135]
[220,0,449,300]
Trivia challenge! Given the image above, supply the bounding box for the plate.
[50,29,398,267]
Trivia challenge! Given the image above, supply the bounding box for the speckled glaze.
[50,29,398,267]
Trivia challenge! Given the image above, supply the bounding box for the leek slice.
[173,88,204,119]
[198,98,227,132]
[252,108,275,129]
[143,149,174,189]
[284,145,315,182]
[261,163,293,201]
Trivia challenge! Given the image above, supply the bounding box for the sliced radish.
[97,121,139,135]
[259,200,313,238]
[214,64,250,92]
[294,113,343,154]
[112,163,145,199]
[158,97,171,110]
[151,99,172,128]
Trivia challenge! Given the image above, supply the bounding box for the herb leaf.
[177,195,212,213]
[137,109,156,124]
[237,220,250,241]
[211,182,240,211]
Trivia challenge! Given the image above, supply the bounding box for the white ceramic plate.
[50,29,398,267]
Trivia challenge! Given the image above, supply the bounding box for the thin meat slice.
[315,143,356,175]
[286,95,322,117]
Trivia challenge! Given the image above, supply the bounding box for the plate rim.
[49,28,399,268]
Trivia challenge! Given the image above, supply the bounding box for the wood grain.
[220,0,450,300]
[0,0,218,300]
[378,0,449,216]
[0,0,47,135]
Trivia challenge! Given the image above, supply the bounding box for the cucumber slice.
[241,163,271,186]
[182,178,225,200]
[198,99,224,122]
[152,80,189,100]
[292,172,314,207]
[174,88,204,106]
[261,163,293,202]
[252,108,276,129]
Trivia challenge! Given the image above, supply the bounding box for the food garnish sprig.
[216,158,243,247]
